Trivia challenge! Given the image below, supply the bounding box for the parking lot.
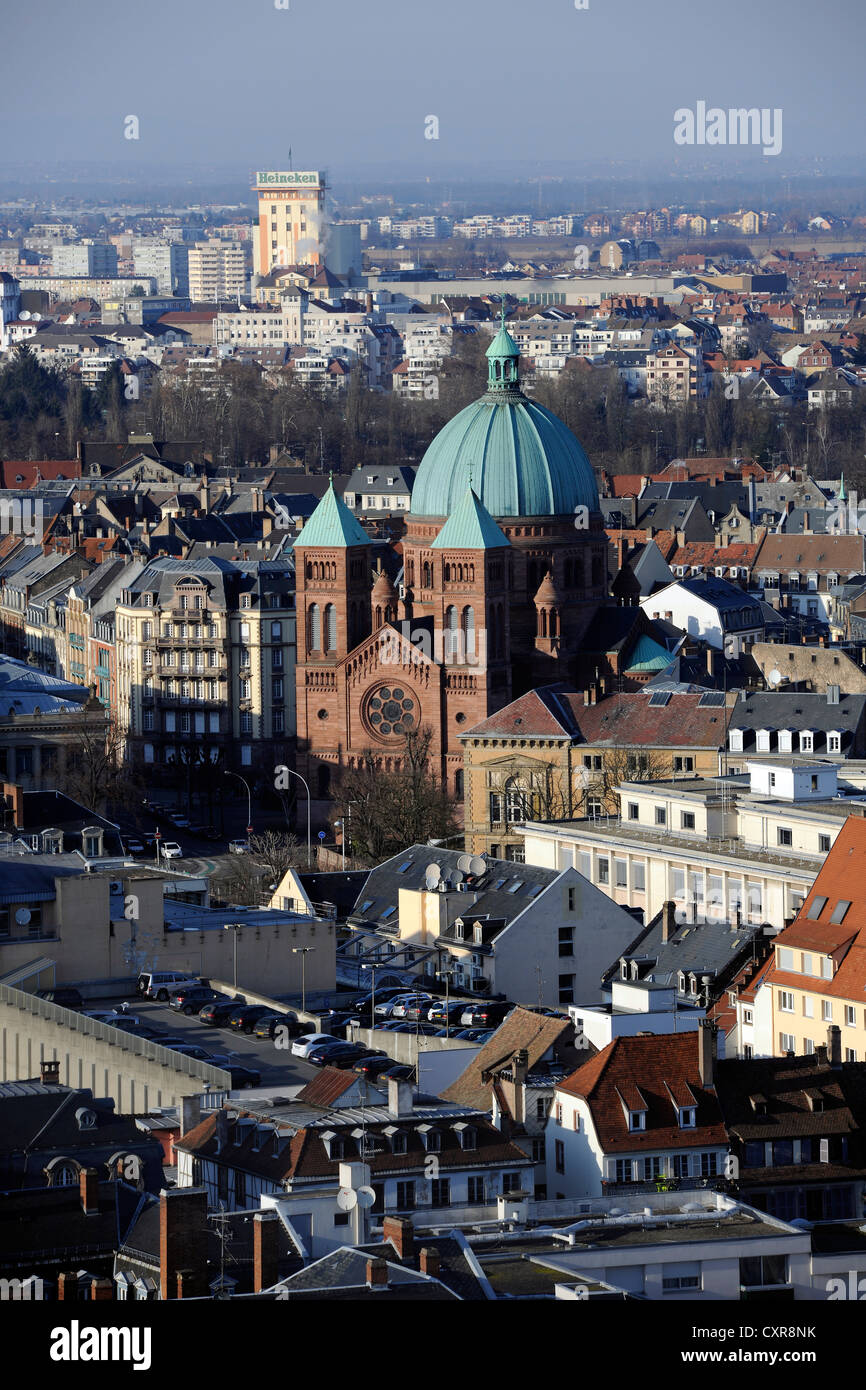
[95,994,321,1089]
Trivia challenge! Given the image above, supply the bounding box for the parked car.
[169,986,227,1015]
[459,1002,512,1028]
[164,1043,216,1061]
[307,1042,367,1068]
[159,841,184,860]
[390,995,434,1020]
[114,1021,162,1040]
[199,1000,244,1026]
[138,971,201,1002]
[373,993,418,1019]
[363,987,414,1013]
[228,1004,275,1034]
[353,1055,395,1078]
[291,1032,343,1059]
[379,1063,414,1082]
[124,837,146,856]
[170,815,191,829]
[228,839,249,854]
[398,999,437,1022]
[35,987,83,1010]
[203,827,222,842]
[253,1012,300,1040]
[426,999,468,1024]
[227,1064,261,1089]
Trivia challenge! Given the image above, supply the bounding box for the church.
[292,313,608,811]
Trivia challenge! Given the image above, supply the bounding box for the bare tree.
[58,705,135,814]
[331,725,458,865]
[573,743,672,818]
[247,830,301,884]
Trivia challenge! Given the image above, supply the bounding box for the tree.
[58,705,134,814]
[330,726,458,864]
[573,741,673,818]
[247,830,301,884]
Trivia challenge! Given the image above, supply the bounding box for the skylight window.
[492,878,507,890]
[807,896,828,920]
[360,900,374,913]
[380,905,396,920]
[397,861,413,873]
[830,900,851,925]
[507,880,524,894]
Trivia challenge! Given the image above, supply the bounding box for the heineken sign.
[255,171,321,187]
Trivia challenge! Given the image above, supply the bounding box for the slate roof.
[0,653,95,716]
[715,1054,866,1182]
[602,908,764,991]
[0,1180,145,1272]
[729,690,866,741]
[556,1034,728,1153]
[271,1247,458,1300]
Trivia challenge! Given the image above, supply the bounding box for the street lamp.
[224,770,253,837]
[223,922,244,990]
[361,960,388,1028]
[276,766,311,868]
[292,945,315,1014]
[334,820,345,871]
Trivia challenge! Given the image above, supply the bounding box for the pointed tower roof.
[291,479,369,548]
[372,566,397,597]
[839,472,847,503]
[430,487,511,551]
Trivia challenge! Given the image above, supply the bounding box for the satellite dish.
[451,869,464,885]
[356,1186,376,1209]
[768,669,782,687]
[469,855,487,876]
[15,908,31,926]
[31,311,41,321]
[336,1187,357,1212]
[456,853,473,874]
[424,862,441,891]
[19,310,30,320]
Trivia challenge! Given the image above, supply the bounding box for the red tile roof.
[557,1033,727,1152]
[0,460,80,488]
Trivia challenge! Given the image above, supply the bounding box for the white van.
[137,970,201,1001]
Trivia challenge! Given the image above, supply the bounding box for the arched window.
[539,608,548,638]
[375,605,382,628]
[308,603,321,650]
[462,606,475,659]
[444,605,459,659]
[455,769,464,798]
[318,764,330,797]
[549,608,558,638]
[324,603,337,652]
[423,561,432,588]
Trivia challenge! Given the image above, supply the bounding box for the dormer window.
[729,729,744,752]
[678,972,686,993]
[756,728,772,752]
[777,728,793,752]
[688,974,697,996]
[827,731,842,753]
[679,1107,696,1129]
[629,1109,646,1132]
[620,959,629,980]
[322,1132,345,1160]
[799,730,814,753]
[453,1123,476,1151]
[391,1131,408,1155]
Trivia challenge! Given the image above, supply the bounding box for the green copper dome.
[411,312,599,519]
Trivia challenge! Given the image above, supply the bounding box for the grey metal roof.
[729,690,866,735]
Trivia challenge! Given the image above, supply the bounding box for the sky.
[1,0,864,181]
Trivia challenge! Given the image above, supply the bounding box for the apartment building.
[187,240,246,302]
[131,241,189,297]
[114,556,296,777]
[214,304,304,351]
[646,343,707,401]
[51,242,118,278]
[521,759,860,930]
[754,817,866,1062]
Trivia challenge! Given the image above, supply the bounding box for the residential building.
[646,343,707,401]
[187,240,246,302]
[51,242,118,278]
[640,574,764,655]
[752,532,865,631]
[545,1025,729,1199]
[727,689,866,761]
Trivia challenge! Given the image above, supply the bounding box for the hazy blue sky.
[2,0,863,176]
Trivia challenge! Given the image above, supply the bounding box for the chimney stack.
[180,1094,201,1137]
[40,1058,60,1085]
[57,1273,79,1302]
[382,1215,414,1263]
[661,900,676,943]
[706,646,716,677]
[90,1279,113,1301]
[159,1187,208,1301]
[253,1211,280,1293]
[366,1257,389,1289]
[698,1019,716,1087]
[80,1167,99,1216]
[388,1077,413,1119]
[419,1247,440,1278]
[828,1023,842,1068]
